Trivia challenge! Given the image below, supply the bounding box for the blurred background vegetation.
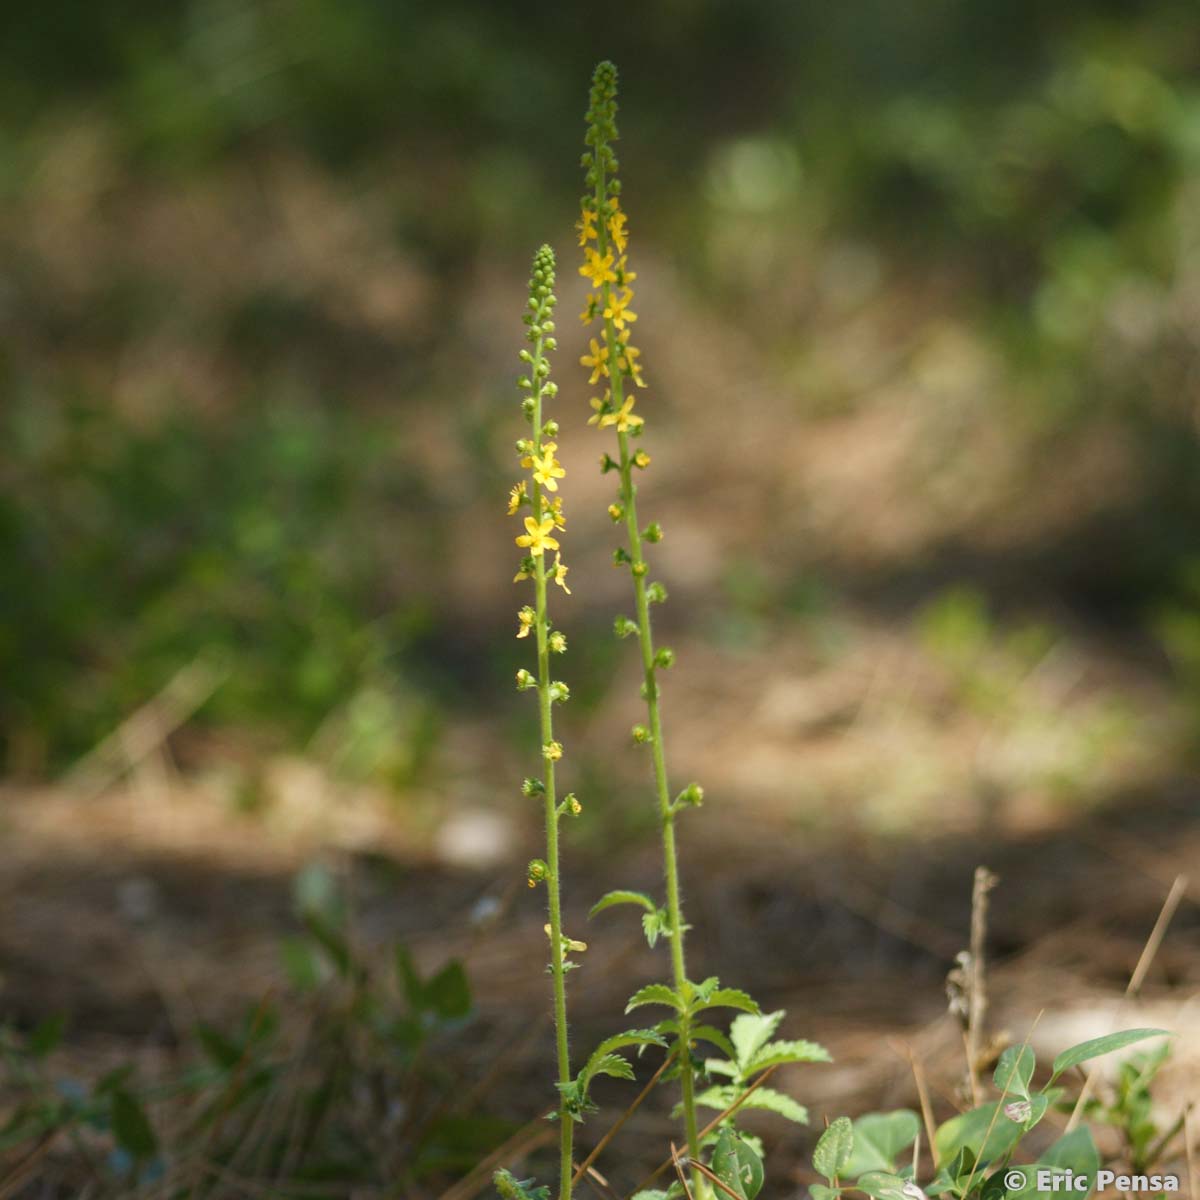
[6,0,1200,795]
[4,3,1200,1195]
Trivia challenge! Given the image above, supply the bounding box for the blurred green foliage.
[5,0,1200,770]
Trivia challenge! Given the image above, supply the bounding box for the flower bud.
[631,724,652,744]
[522,777,545,797]
[600,453,618,474]
[646,581,668,605]
[527,859,548,887]
[654,647,675,668]
[564,793,582,816]
[543,741,564,761]
[549,681,570,704]
[631,561,647,577]
[676,782,704,807]
[608,503,624,522]
[613,547,632,567]
[542,419,559,437]
[549,631,567,654]
[643,522,663,543]
[614,615,638,639]
[515,668,536,690]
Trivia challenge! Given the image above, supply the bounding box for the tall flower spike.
[579,60,704,1193]
[508,244,576,1200]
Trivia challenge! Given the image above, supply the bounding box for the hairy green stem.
[593,179,703,1186]
[530,328,573,1200]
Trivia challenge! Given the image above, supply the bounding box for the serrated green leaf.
[690,976,721,1003]
[590,890,657,918]
[1050,1029,1170,1081]
[730,1011,785,1070]
[590,1029,668,1061]
[626,984,683,1013]
[749,1038,832,1072]
[994,1044,1036,1100]
[643,910,664,948]
[845,1111,920,1176]
[494,1168,551,1200]
[740,1086,809,1123]
[426,961,471,1020]
[698,988,759,1016]
[691,1024,737,1060]
[813,1116,854,1182]
[712,1127,764,1200]
[584,1053,635,1083]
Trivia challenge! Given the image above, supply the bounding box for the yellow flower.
[599,393,644,433]
[544,924,587,952]
[576,207,597,246]
[615,256,637,286]
[548,496,566,530]
[515,515,560,556]
[588,392,610,426]
[507,481,526,515]
[579,249,617,287]
[603,287,637,331]
[527,443,565,492]
[618,332,646,387]
[633,450,651,469]
[513,564,531,583]
[580,338,610,384]
[607,503,623,521]
[516,607,535,638]
[552,553,571,594]
[543,741,563,762]
[579,293,599,324]
[608,207,628,254]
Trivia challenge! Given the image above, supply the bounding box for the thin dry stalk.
[1066,874,1188,1133]
[966,866,998,1105]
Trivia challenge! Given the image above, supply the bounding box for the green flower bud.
[549,630,567,654]
[614,615,638,639]
[549,681,570,704]
[527,859,548,887]
[515,668,536,690]
[631,561,648,577]
[646,581,668,604]
[643,522,663,543]
[613,547,632,567]
[631,724,652,744]
[522,777,545,797]
[676,782,704,808]
[654,647,675,669]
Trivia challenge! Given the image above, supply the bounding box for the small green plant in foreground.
[809,1029,1177,1200]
